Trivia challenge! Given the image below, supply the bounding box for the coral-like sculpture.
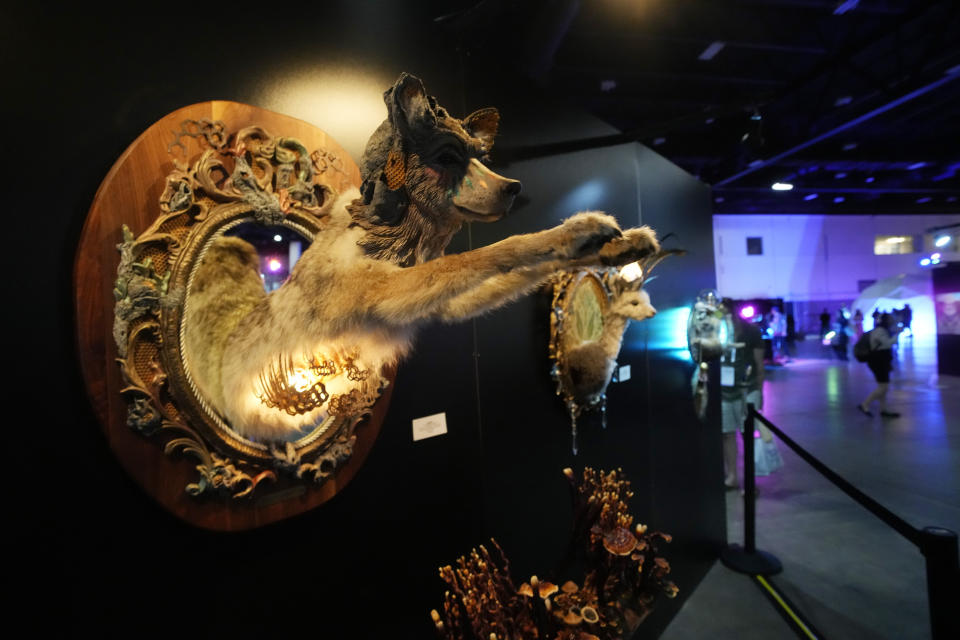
[430,468,676,640]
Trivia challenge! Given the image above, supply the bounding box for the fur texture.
[184,73,660,441]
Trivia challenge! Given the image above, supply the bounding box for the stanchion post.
[743,404,757,554]
[920,526,959,639]
[720,403,782,576]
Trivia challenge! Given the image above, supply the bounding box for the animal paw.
[597,226,659,266]
[558,211,622,258]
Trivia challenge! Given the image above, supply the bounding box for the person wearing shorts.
[858,313,901,418]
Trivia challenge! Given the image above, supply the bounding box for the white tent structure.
[851,272,935,340]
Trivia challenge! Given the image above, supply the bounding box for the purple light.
[740,305,756,319]
[865,176,875,183]
[804,193,819,201]
[834,196,845,203]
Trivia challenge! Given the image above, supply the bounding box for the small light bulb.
[619,262,643,282]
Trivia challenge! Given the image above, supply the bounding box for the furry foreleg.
[437,263,558,322]
[435,226,660,322]
[361,212,623,324]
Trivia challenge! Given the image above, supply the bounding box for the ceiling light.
[907,162,926,170]
[274,234,283,242]
[932,253,942,260]
[920,258,931,266]
[935,235,952,247]
[886,237,907,243]
[771,182,793,191]
[699,41,725,61]
[834,196,845,203]
[865,176,875,183]
[804,193,819,201]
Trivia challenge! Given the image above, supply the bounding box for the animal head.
[610,288,657,321]
[606,248,684,322]
[358,73,521,225]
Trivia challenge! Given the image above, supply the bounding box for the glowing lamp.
[935,235,951,247]
[268,258,283,272]
[619,261,643,283]
[771,182,793,191]
[739,305,755,319]
[273,234,283,242]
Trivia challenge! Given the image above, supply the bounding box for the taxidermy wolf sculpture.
[184,73,660,442]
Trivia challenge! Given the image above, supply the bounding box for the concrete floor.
[661,336,959,639]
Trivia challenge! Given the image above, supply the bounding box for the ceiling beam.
[713,73,960,185]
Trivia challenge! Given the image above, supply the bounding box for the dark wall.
[933,262,960,376]
[11,5,720,638]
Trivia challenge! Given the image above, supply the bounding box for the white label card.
[412,412,448,442]
[618,365,631,382]
[721,365,736,387]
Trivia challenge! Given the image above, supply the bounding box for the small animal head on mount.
[357,72,521,227]
[605,248,685,322]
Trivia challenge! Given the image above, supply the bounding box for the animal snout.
[503,179,522,196]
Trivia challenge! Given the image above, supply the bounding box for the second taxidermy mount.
[184,73,661,442]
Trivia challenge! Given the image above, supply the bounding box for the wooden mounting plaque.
[74,101,394,531]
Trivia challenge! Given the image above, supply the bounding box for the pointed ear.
[386,72,436,134]
[463,108,500,147]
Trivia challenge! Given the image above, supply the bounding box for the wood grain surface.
[74,101,395,531]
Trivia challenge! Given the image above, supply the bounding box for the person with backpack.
[857,313,902,417]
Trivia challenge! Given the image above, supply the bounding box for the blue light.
[907,162,926,170]
[804,193,819,201]
[834,196,845,203]
[935,235,951,247]
[644,306,693,361]
[920,258,931,266]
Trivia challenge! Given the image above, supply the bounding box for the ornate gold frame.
[109,116,379,500]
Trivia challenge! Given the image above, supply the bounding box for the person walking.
[857,313,902,418]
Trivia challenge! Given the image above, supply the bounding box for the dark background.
[9,4,722,637]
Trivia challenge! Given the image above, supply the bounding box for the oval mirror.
[75,102,396,530]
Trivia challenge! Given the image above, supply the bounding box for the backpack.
[853,329,874,362]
